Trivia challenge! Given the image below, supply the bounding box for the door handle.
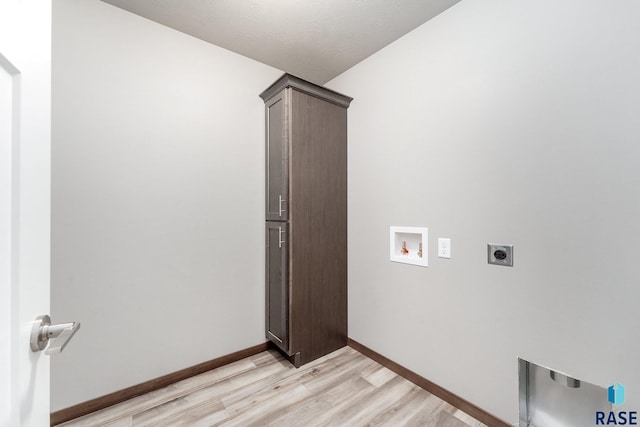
[278,226,285,248]
[30,315,81,355]
[278,195,286,217]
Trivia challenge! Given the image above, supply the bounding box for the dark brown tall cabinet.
[260,74,352,367]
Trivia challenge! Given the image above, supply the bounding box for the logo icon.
[609,382,626,406]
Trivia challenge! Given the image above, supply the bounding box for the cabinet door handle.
[278,226,285,248]
[278,195,286,217]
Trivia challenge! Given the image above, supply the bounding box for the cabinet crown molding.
[259,73,353,108]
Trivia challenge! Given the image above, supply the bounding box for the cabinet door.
[265,91,288,221]
[266,222,289,351]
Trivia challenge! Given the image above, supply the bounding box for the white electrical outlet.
[438,238,451,258]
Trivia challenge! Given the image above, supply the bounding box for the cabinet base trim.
[347,338,510,427]
[268,342,302,368]
[50,342,270,426]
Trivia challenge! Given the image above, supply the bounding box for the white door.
[0,0,52,426]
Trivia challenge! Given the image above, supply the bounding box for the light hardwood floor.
[59,346,487,427]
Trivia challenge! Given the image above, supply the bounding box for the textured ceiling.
[100,0,461,84]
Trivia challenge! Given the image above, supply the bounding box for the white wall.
[51,0,281,411]
[328,0,640,422]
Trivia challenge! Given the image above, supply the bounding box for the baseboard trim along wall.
[50,342,270,426]
[347,338,511,427]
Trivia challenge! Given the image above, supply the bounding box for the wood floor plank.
[383,395,445,427]
[433,411,474,427]
[362,364,397,388]
[221,347,357,414]
[56,393,154,427]
[265,374,376,426]
[58,347,488,427]
[58,358,259,427]
[142,397,227,427]
[100,416,133,427]
[248,349,283,367]
[448,409,487,427]
[216,383,311,426]
[133,358,289,426]
[217,359,295,410]
[298,352,375,394]
[175,407,229,427]
[361,385,433,426]
[404,398,454,427]
[132,395,224,427]
[320,375,416,426]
